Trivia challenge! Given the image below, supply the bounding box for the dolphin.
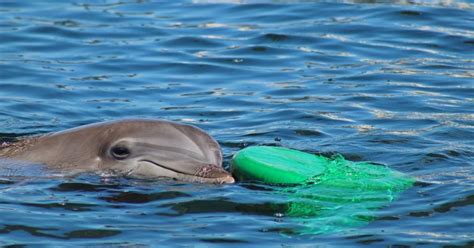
[0,119,234,184]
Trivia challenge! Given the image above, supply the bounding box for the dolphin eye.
[111,146,130,160]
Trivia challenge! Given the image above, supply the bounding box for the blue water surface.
[1,0,473,246]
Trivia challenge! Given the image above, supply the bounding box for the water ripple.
[1,0,473,246]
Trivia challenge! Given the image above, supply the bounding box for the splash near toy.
[231,146,415,235]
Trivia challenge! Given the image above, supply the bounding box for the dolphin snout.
[196,164,235,184]
[214,173,235,184]
[219,174,235,184]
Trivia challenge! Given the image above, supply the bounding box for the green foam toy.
[231,146,415,235]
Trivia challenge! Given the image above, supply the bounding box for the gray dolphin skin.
[0,119,235,184]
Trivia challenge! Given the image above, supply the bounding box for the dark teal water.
[1,0,473,246]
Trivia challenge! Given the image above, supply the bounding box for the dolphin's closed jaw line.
[140,159,235,184]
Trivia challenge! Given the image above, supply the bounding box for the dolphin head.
[97,120,234,184]
[12,119,234,184]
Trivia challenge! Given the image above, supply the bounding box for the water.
[1,0,473,246]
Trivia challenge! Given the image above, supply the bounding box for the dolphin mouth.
[139,160,235,184]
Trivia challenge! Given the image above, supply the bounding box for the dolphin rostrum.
[0,119,235,183]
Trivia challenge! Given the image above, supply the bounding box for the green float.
[231,146,415,235]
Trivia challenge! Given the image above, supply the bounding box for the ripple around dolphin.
[51,182,123,192]
[100,191,192,204]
